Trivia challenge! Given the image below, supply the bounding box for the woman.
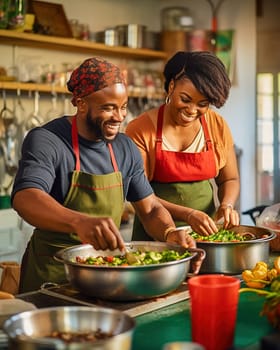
[126,51,240,239]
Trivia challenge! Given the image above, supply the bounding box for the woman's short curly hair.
[163,51,231,108]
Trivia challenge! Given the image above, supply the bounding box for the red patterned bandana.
[67,57,126,106]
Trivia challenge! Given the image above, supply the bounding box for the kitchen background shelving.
[0,29,167,60]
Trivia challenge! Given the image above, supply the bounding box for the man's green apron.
[19,117,124,293]
[132,104,217,241]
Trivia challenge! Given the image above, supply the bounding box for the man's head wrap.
[67,57,126,106]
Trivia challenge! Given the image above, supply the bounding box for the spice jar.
[161,6,194,31]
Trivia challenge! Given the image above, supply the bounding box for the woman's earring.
[165,95,171,104]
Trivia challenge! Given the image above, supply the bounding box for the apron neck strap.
[107,143,119,172]
[71,116,119,172]
[200,114,213,149]
[72,116,81,171]
[157,105,212,150]
[156,104,165,141]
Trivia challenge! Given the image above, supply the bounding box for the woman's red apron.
[132,104,217,240]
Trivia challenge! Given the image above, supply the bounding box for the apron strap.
[108,143,119,172]
[155,104,165,154]
[156,104,213,151]
[72,116,81,171]
[200,114,213,151]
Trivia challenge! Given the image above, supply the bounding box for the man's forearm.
[12,188,83,234]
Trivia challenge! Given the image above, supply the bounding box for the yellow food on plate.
[242,256,280,289]
[274,256,280,274]
[0,291,14,299]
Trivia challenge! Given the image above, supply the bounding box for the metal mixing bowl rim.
[54,242,197,270]
[177,225,276,245]
[195,230,276,245]
[3,305,136,343]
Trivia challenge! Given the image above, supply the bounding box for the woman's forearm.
[217,178,240,208]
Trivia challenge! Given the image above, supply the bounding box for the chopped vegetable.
[190,228,251,242]
[48,329,113,343]
[74,249,191,266]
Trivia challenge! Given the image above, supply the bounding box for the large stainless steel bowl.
[3,306,135,350]
[186,225,276,274]
[54,241,204,301]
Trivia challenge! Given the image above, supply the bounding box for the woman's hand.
[165,228,205,274]
[186,209,218,236]
[214,203,240,228]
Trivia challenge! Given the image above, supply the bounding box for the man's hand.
[75,216,125,252]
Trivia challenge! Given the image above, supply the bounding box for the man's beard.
[85,110,107,141]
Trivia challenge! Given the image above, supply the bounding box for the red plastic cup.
[188,274,240,350]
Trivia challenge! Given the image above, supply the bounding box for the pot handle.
[187,247,206,277]
[188,247,206,260]
[53,248,65,263]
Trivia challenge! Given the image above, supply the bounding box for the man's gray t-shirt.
[12,116,153,205]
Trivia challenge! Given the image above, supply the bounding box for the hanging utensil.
[15,88,26,125]
[0,89,19,178]
[24,90,44,132]
[62,93,71,115]
[0,144,6,195]
[45,89,60,121]
[205,0,226,50]
[0,90,14,138]
[13,88,26,159]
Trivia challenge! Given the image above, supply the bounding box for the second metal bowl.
[3,306,135,350]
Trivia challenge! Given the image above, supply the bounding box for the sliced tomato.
[105,256,114,263]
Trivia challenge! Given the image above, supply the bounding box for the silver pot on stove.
[178,225,276,274]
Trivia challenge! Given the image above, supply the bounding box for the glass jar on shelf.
[161,6,194,31]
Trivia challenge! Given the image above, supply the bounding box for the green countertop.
[10,253,279,350]
[132,287,274,350]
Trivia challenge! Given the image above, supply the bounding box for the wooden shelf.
[0,29,167,60]
[0,81,69,93]
[0,81,164,99]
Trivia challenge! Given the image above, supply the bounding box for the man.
[12,57,200,293]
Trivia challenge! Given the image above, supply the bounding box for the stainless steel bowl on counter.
[179,225,276,275]
[54,241,205,301]
[3,306,135,350]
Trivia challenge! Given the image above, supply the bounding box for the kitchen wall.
[257,0,280,73]
[1,0,256,225]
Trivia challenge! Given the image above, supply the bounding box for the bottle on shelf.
[8,0,25,31]
[0,0,10,29]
